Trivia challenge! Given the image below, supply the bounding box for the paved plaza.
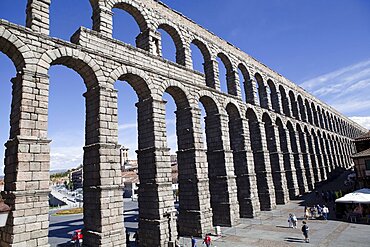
[179,171,370,247]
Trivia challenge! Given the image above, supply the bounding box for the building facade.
[0,0,368,246]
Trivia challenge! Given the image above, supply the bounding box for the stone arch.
[0,26,35,71]
[317,106,324,128]
[311,128,326,180]
[304,126,319,184]
[322,132,334,173]
[157,22,186,66]
[238,63,255,104]
[255,73,269,108]
[90,0,152,39]
[297,95,306,122]
[109,64,152,100]
[311,102,319,126]
[288,91,299,120]
[279,85,290,117]
[296,124,313,190]
[276,117,299,198]
[217,52,237,96]
[190,38,214,88]
[305,99,313,124]
[267,79,280,113]
[262,112,287,204]
[317,129,330,177]
[37,47,104,89]
[286,121,306,194]
[198,94,238,226]
[246,108,274,210]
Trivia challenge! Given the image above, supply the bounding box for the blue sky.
[0,0,370,171]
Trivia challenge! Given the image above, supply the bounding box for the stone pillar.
[324,138,334,174]
[205,112,239,226]
[226,70,241,97]
[299,131,314,191]
[246,78,258,105]
[176,107,212,237]
[136,28,162,54]
[279,127,299,199]
[1,71,50,247]
[82,86,125,247]
[318,137,330,179]
[305,132,320,185]
[254,121,276,210]
[26,0,51,35]
[268,124,289,204]
[91,3,113,37]
[134,98,177,247]
[233,118,260,217]
[203,59,220,90]
[288,129,308,194]
[275,91,283,114]
[259,84,272,110]
[312,134,327,181]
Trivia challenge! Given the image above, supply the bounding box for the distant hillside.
[50,169,68,175]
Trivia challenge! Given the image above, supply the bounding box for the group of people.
[287,214,310,243]
[304,205,330,220]
[190,234,212,247]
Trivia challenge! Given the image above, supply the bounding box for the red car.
[70,229,83,246]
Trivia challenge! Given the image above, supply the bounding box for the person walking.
[191,236,197,247]
[292,214,298,229]
[288,213,293,228]
[301,221,310,243]
[203,234,212,247]
[323,205,329,220]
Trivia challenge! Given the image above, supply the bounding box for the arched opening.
[305,127,319,185]
[317,106,324,128]
[288,91,299,120]
[246,108,273,210]
[50,0,91,40]
[317,130,330,178]
[262,113,286,204]
[296,124,313,191]
[45,55,102,246]
[323,132,333,174]
[157,24,185,66]
[112,2,146,47]
[190,40,215,88]
[305,99,313,125]
[200,96,237,226]
[216,53,236,95]
[311,103,319,126]
[238,64,254,104]
[297,95,306,122]
[311,129,326,180]
[114,79,140,244]
[227,103,257,217]
[276,118,298,199]
[287,122,306,194]
[255,73,269,108]
[164,87,212,237]
[279,85,290,117]
[267,79,280,112]
[0,43,16,179]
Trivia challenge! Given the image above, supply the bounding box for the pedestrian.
[203,234,212,247]
[288,213,293,228]
[191,236,197,247]
[322,205,329,220]
[292,214,298,229]
[301,221,310,243]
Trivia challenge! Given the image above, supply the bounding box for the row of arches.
[21,0,363,141]
[0,24,360,246]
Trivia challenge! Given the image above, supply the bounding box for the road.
[49,198,139,247]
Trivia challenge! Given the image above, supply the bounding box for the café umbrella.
[335,188,370,204]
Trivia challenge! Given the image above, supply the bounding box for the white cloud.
[349,116,370,130]
[118,123,137,130]
[300,59,370,116]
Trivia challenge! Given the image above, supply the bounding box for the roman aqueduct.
[0,0,367,246]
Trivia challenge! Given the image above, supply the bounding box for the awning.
[335,188,370,204]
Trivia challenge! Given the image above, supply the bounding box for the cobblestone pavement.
[179,171,370,247]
